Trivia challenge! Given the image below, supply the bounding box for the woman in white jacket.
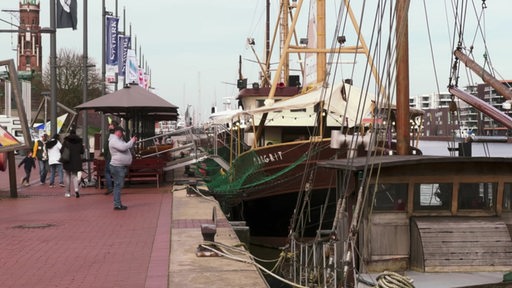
[47,134,64,187]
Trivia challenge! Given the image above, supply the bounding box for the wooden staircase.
[411,217,512,272]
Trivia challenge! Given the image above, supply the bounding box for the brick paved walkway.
[0,155,171,288]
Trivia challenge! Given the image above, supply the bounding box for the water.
[418,140,512,157]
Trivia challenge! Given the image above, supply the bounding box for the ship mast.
[396,0,411,155]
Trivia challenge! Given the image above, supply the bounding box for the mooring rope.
[373,271,415,288]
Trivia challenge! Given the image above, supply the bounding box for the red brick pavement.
[0,155,171,288]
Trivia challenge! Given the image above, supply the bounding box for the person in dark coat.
[62,128,84,198]
[18,150,36,186]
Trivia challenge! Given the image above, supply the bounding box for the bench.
[126,158,164,189]
[94,158,165,189]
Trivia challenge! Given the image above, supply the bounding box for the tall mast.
[281,0,290,85]
[263,0,271,88]
[316,0,326,83]
[396,0,411,155]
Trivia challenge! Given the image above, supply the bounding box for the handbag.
[60,146,70,163]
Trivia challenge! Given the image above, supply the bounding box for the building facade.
[18,0,42,73]
[411,81,512,137]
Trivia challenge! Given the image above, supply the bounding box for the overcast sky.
[0,0,510,123]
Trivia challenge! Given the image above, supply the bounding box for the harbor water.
[419,139,511,157]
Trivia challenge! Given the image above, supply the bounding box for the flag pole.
[123,6,126,87]
[50,0,57,135]
[100,0,107,172]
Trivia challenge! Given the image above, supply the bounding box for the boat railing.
[135,126,200,159]
[205,123,251,162]
[287,236,339,287]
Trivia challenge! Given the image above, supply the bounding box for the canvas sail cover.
[210,82,381,128]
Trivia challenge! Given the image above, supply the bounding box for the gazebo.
[76,84,180,189]
[76,83,179,140]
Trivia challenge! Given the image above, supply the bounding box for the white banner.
[125,49,138,85]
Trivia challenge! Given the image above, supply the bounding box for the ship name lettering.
[259,151,283,163]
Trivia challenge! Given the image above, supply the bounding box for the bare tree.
[42,48,103,109]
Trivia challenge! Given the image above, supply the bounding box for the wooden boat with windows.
[272,0,512,287]
[319,155,512,273]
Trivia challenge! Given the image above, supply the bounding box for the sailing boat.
[270,1,512,287]
[203,0,423,245]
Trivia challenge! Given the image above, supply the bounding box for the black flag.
[57,0,78,30]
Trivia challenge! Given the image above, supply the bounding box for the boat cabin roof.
[237,86,301,99]
[319,155,512,174]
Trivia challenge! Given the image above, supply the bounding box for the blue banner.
[118,35,131,77]
[105,16,119,66]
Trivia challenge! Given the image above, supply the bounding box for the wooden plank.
[424,252,512,260]
[421,235,511,241]
[425,258,512,266]
[424,244,512,251]
[418,222,507,228]
[425,265,512,273]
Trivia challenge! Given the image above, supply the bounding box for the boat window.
[458,182,496,210]
[370,183,407,211]
[504,183,512,210]
[413,183,452,210]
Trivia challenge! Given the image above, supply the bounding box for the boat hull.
[210,139,362,240]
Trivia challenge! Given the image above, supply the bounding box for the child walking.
[18,151,36,186]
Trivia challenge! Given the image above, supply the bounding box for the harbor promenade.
[0,154,267,288]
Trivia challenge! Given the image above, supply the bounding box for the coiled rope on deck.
[373,271,415,288]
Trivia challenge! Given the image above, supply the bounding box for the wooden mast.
[396,0,411,155]
[316,0,326,83]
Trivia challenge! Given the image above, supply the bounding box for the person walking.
[32,133,49,184]
[47,133,64,188]
[103,120,118,195]
[109,126,137,210]
[62,128,84,198]
[18,150,36,186]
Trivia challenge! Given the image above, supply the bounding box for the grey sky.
[0,0,510,123]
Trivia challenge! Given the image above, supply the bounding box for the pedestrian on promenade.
[32,133,49,184]
[47,133,64,188]
[109,126,137,210]
[18,150,36,186]
[62,128,84,198]
[103,120,118,195]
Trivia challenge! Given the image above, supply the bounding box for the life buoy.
[0,152,6,172]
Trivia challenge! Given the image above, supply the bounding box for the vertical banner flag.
[57,0,78,30]
[144,73,150,90]
[138,67,145,88]
[117,35,131,78]
[105,16,119,83]
[125,49,139,84]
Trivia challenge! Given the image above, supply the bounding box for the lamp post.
[83,0,92,181]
